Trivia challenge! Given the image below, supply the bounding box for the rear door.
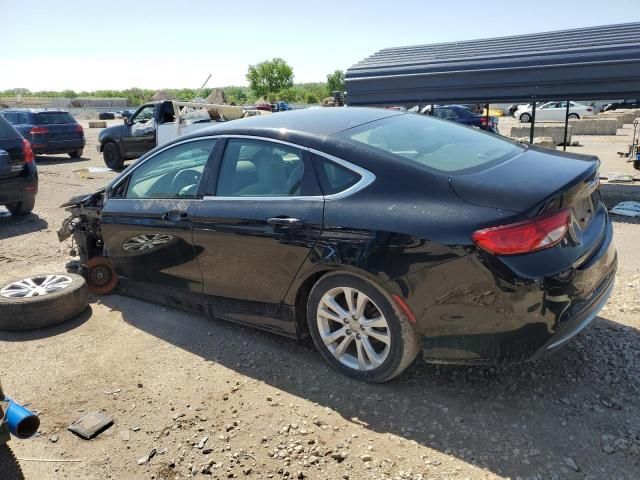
[192,137,324,310]
[101,138,217,294]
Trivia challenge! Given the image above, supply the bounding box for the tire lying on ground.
[0,273,89,331]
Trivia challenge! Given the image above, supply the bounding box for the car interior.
[216,141,304,197]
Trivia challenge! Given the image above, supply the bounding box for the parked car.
[98,101,263,169]
[600,99,640,112]
[428,105,499,133]
[59,108,616,382]
[516,101,594,122]
[0,114,37,215]
[1,109,85,158]
[98,112,116,120]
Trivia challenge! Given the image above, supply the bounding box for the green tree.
[326,70,345,95]
[246,58,294,98]
[61,89,77,98]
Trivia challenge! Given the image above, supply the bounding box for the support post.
[529,101,537,143]
[563,100,570,151]
[485,103,490,131]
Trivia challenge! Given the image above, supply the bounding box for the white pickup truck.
[97,101,267,169]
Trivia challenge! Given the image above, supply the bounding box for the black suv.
[1,109,85,158]
[0,115,38,215]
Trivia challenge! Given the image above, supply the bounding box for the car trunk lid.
[450,146,605,267]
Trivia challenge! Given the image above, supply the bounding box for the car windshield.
[336,113,524,173]
[34,112,76,124]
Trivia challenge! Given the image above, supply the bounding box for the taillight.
[29,126,49,135]
[480,117,488,125]
[74,124,84,135]
[22,139,34,163]
[471,209,571,255]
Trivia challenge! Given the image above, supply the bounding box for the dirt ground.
[1,117,639,480]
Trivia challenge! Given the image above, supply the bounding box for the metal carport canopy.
[345,22,640,106]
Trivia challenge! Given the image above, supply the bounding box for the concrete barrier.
[513,136,556,148]
[598,112,634,127]
[88,121,107,128]
[510,125,571,145]
[568,118,618,135]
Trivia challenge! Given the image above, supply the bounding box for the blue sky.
[0,0,637,91]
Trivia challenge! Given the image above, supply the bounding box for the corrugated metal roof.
[345,22,640,105]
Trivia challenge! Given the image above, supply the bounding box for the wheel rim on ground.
[0,275,73,298]
[316,286,391,371]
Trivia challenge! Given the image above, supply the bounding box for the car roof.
[2,108,69,113]
[187,107,403,142]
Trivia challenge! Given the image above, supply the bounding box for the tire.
[0,444,25,480]
[68,149,83,158]
[568,113,580,120]
[103,142,123,170]
[519,113,532,123]
[0,273,88,331]
[306,273,420,383]
[6,197,35,216]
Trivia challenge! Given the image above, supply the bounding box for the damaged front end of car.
[57,190,117,293]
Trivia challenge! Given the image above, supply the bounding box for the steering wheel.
[172,169,201,196]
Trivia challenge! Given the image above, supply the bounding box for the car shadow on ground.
[35,154,88,165]
[0,210,48,241]
[100,294,640,479]
[0,306,92,342]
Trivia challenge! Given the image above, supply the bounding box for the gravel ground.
[0,119,639,480]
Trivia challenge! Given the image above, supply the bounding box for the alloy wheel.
[316,286,391,371]
[0,275,73,298]
[122,234,174,252]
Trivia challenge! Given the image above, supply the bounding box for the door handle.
[267,217,303,226]
[162,210,189,222]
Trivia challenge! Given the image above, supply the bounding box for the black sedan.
[59,108,616,382]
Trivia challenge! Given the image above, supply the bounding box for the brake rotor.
[85,256,118,294]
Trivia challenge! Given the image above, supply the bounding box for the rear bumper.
[32,138,85,154]
[0,164,38,205]
[400,218,617,365]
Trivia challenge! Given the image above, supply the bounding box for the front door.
[120,104,156,157]
[101,138,217,294]
[191,138,324,319]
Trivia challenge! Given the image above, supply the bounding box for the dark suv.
[0,115,37,215]
[1,109,85,158]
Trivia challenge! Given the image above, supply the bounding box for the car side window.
[313,155,361,195]
[125,139,215,199]
[448,108,460,120]
[216,139,305,197]
[433,108,451,119]
[3,112,18,123]
[131,106,154,125]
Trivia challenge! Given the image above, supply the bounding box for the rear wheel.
[68,149,83,158]
[6,197,35,216]
[103,142,123,169]
[568,113,580,120]
[0,443,25,480]
[519,112,532,123]
[307,273,420,382]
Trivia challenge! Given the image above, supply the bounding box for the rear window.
[0,114,20,140]
[34,112,76,125]
[336,113,524,173]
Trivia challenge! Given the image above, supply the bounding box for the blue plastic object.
[5,397,40,439]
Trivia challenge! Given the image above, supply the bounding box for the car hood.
[449,146,599,214]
